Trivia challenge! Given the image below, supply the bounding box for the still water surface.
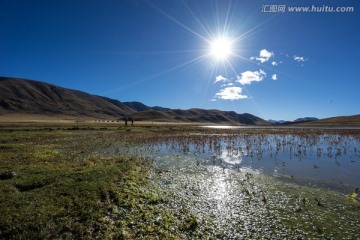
[150,132,360,193]
[106,130,360,238]
[144,131,360,238]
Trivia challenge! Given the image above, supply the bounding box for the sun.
[209,37,233,61]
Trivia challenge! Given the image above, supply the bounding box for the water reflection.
[107,132,360,192]
[202,125,360,130]
[103,131,360,238]
[220,149,242,164]
[148,133,360,192]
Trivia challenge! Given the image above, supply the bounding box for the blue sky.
[0,0,359,121]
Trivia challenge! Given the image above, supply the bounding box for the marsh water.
[105,129,360,238]
[133,131,360,193]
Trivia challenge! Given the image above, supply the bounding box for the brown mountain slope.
[293,114,360,126]
[0,77,134,118]
[0,77,267,124]
[128,109,267,124]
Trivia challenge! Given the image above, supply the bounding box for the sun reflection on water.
[99,130,360,238]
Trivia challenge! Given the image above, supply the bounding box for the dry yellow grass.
[0,113,209,127]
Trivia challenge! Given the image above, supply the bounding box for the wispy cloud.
[252,49,274,63]
[272,61,278,66]
[215,87,248,100]
[271,74,277,80]
[294,55,307,62]
[214,75,227,83]
[237,69,266,85]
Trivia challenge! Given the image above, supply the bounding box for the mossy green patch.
[0,129,205,239]
[31,145,60,159]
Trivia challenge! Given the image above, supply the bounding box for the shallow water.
[149,163,360,238]
[104,132,360,193]
[203,125,360,130]
[147,133,360,193]
[105,131,360,238]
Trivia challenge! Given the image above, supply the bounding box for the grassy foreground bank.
[0,127,200,239]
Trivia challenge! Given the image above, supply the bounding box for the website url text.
[261,5,354,13]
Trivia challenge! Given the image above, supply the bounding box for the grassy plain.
[0,126,202,239]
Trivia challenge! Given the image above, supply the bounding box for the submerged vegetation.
[0,126,359,239]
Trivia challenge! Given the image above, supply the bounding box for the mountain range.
[1,77,359,126]
[0,77,267,124]
[268,117,319,124]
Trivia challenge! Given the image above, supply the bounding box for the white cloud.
[214,75,227,83]
[272,61,278,66]
[252,49,274,63]
[294,55,306,62]
[236,69,266,85]
[215,87,248,100]
[260,49,273,60]
[221,82,235,87]
[271,74,277,80]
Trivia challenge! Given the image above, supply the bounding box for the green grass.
[0,129,197,239]
[0,129,132,239]
[1,165,119,238]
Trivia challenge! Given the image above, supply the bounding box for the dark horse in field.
[124,117,134,127]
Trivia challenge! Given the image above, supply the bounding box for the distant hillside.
[268,119,286,124]
[123,101,170,112]
[268,117,319,125]
[293,117,318,123]
[128,109,267,124]
[0,77,134,118]
[0,77,267,124]
[294,115,360,126]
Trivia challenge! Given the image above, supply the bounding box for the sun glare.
[209,37,233,61]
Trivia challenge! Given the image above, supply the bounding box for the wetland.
[0,125,359,239]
